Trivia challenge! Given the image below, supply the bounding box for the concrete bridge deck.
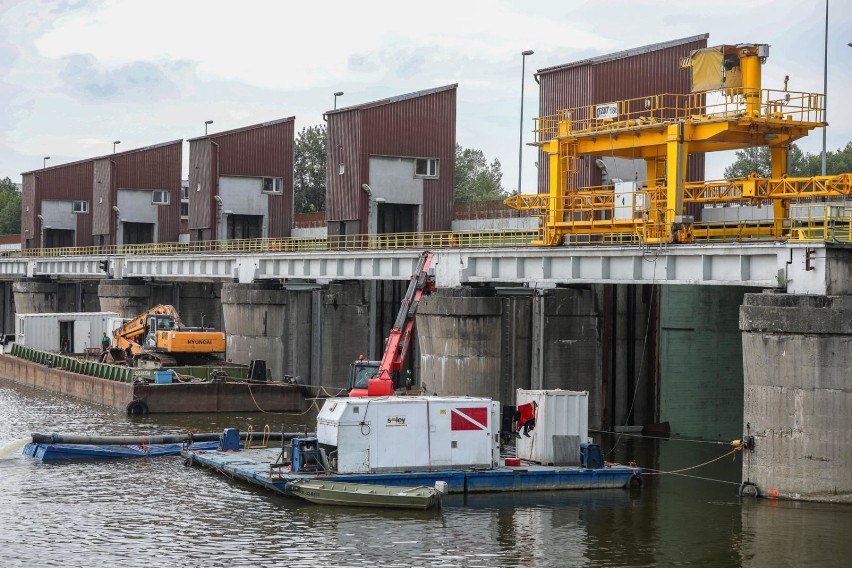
[1,241,849,295]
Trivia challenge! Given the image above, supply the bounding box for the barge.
[0,345,305,414]
[185,392,642,497]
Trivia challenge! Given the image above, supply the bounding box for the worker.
[516,400,537,437]
[60,336,70,353]
[124,345,134,367]
[101,332,111,352]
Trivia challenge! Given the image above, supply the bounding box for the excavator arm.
[112,305,182,353]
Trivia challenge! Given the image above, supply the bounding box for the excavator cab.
[146,314,176,348]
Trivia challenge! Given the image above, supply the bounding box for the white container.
[317,396,500,474]
[16,312,120,353]
[515,389,589,466]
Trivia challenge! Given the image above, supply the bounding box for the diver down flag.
[450,407,488,431]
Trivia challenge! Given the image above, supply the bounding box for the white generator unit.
[516,389,590,466]
[317,396,500,474]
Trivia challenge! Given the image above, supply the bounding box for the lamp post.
[518,49,534,194]
[334,91,344,110]
[205,120,213,135]
[43,156,50,169]
[113,140,120,154]
[821,0,828,175]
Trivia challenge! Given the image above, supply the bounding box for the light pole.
[205,120,213,135]
[113,140,120,154]
[821,0,828,175]
[43,156,50,169]
[518,49,534,194]
[334,91,344,110]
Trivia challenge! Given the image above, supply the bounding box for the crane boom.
[349,251,434,397]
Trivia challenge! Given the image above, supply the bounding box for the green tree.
[723,143,852,179]
[454,144,505,202]
[294,125,327,213]
[0,177,21,234]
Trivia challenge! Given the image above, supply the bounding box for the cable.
[641,447,741,477]
[605,270,656,458]
[591,429,732,446]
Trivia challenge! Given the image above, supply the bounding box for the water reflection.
[2,379,850,567]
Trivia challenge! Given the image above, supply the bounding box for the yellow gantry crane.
[506,43,852,245]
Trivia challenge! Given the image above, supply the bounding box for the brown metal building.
[325,85,457,235]
[187,117,295,241]
[21,140,183,248]
[536,34,709,200]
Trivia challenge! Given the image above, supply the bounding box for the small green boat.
[285,479,446,510]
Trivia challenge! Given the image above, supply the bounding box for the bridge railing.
[15,230,542,259]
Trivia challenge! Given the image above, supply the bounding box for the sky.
[1,0,852,192]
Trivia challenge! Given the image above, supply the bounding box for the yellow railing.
[533,88,825,143]
[17,230,543,259]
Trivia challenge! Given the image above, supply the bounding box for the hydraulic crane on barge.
[347,251,435,397]
[505,42,852,245]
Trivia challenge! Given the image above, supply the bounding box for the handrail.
[534,88,825,143]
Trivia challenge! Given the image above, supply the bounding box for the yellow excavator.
[111,305,226,367]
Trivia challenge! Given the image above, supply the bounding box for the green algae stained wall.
[659,285,753,441]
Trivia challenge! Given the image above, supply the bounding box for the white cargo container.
[16,312,120,353]
[515,389,590,466]
[317,396,500,474]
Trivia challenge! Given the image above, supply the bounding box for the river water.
[1,378,850,568]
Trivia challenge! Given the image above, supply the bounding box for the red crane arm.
[367,251,434,396]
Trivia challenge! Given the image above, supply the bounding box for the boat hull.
[23,441,220,461]
[286,480,438,509]
[185,447,642,496]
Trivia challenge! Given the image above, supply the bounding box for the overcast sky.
[2,0,851,191]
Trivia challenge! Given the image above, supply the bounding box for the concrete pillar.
[13,280,57,314]
[531,287,603,430]
[98,279,152,318]
[176,283,222,329]
[221,283,312,383]
[0,281,15,333]
[316,281,370,393]
[740,293,852,503]
[417,290,506,400]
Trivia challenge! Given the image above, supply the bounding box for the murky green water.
[1,378,850,567]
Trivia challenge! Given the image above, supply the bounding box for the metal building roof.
[21,139,184,175]
[536,34,710,76]
[186,117,295,143]
[325,84,458,116]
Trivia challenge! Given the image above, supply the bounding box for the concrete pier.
[221,283,312,383]
[417,290,516,401]
[740,293,852,503]
[98,279,154,318]
[13,280,57,314]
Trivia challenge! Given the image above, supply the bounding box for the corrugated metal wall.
[362,86,456,232]
[327,85,457,233]
[112,141,183,243]
[92,159,111,236]
[326,110,363,225]
[21,174,35,246]
[188,139,212,233]
[537,36,708,206]
[190,119,294,239]
[28,161,95,247]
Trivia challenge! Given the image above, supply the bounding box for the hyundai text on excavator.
[347,251,434,397]
[111,304,226,367]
